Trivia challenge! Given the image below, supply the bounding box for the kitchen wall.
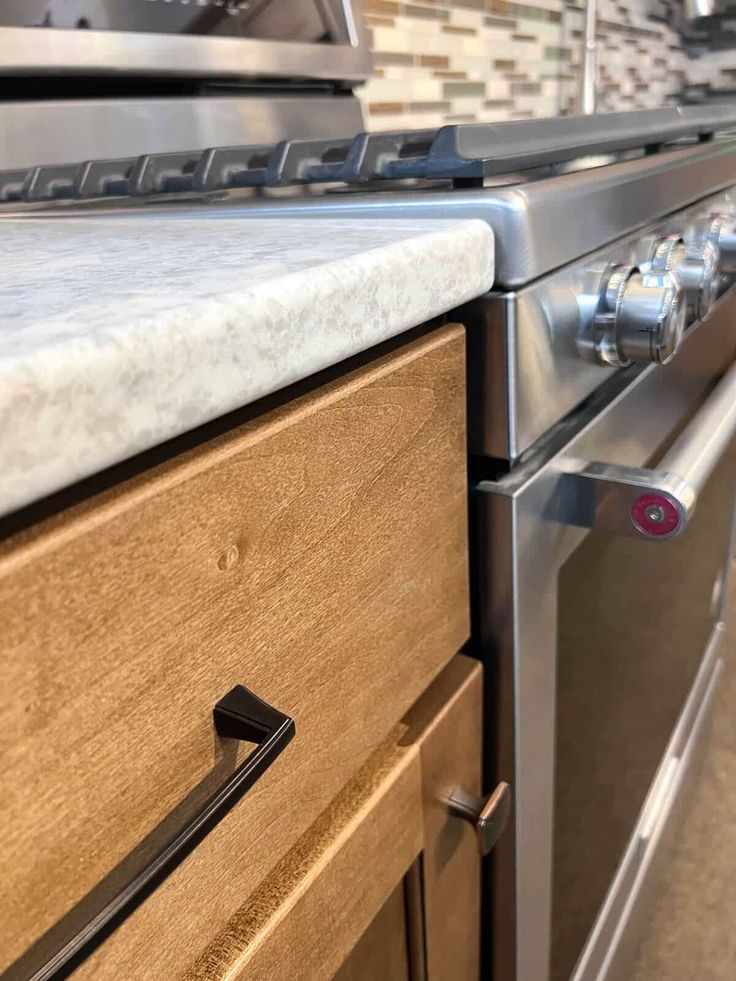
[357,0,689,131]
[687,48,736,96]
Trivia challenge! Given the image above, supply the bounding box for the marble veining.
[0,216,493,518]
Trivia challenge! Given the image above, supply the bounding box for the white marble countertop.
[0,215,493,518]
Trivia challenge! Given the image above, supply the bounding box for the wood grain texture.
[186,734,422,981]
[334,882,410,981]
[403,654,484,981]
[0,324,469,977]
[182,655,482,981]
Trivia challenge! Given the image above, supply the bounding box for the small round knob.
[649,233,719,322]
[593,263,686,367]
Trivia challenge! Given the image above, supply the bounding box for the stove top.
[5,105,736,290]
[3,104,736,205]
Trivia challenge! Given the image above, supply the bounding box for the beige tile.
[364,0,692,130]
[418,53,450,67]
[367,100,407,114]
[364,0,401,11]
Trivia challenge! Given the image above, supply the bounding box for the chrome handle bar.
[566,359,736,540]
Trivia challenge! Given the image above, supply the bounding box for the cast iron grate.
[3,103,736,205]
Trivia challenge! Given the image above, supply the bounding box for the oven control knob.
[648,233,719,321]
[704,214,736,273]
[592,263,686,367]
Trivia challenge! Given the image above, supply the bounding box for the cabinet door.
[403,654,486,981]
[335,883,411,981]
[171,656,487,981]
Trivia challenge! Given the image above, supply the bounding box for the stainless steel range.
[6,106,736,981]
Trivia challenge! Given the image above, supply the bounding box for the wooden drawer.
[0,324,468,979]
[102,655,484,981]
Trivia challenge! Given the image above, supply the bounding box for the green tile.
[442,81,487,97]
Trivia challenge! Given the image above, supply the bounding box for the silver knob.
[705,214,736,273]
[447,782,511,856]
[591,263,686,367]
[648,233,719,322]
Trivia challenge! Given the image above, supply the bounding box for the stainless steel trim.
[564,358,736,539]
[340,0,361,46]
[0,3,372,81]
[476,295,736,981]
[0,95,365,171]
[571,625,725,981]
[660,357,736,490]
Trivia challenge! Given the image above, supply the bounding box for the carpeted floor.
[630,567,736,980]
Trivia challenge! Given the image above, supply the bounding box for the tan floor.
[630,569,736,980]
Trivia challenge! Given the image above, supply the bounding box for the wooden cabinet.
[179,655,483,981]
[0,324,487,980]
[335,883,413,981]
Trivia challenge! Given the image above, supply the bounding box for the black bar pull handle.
[9,685,295,981]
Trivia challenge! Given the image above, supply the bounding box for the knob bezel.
[589,262,685,368]
[706,213,736,274]
[650,231,720,322]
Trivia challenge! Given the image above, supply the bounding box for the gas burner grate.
[3,104,736,206]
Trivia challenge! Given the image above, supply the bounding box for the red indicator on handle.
[631,493,681,538]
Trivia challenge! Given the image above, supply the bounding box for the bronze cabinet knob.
[447,782,511,856]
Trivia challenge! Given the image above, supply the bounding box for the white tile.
[369,26,412,54]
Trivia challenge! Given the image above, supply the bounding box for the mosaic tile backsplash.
[357,0,694,131]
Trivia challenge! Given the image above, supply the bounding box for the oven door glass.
[551,439,736,981]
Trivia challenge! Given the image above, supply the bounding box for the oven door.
[475,291,736,981]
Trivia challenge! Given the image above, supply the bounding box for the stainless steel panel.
[467,188,736,460]
[475,293,736,981]
[551,439,736,980]
[573,631,724,981]
[0,95,365,171]
[0,0,371,81]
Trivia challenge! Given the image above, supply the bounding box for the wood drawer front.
[131,655,481,981]
[0,325,469,979]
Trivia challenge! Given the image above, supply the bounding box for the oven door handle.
[565,359,736,540]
